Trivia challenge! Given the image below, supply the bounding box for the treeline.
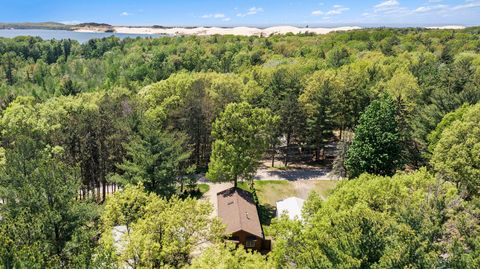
[1,28,480,167]
[0,28,479,267]
[0,22,72,30]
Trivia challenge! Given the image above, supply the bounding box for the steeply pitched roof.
[276,197,305,220]
[217,187,263,239]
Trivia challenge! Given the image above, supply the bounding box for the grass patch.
[237,181,250,193]
[197,183,210,194]
[237,180,339,227]
[308,181,338,199]
[254,181,297,206]
[179,183,210,199]
[240,180,338,206]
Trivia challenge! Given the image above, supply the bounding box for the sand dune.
[75,25,362,36]
[425,25,466,30]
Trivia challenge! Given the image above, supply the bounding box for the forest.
[0,27,479,268]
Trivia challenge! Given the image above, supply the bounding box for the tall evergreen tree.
[114,126,192,197]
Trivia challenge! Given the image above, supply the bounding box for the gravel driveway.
[254,167,334,181]
[202,182,233,218]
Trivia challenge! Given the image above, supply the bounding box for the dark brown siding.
[231,230,263,251]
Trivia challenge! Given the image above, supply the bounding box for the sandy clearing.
[74,25,362,36]
[255,167,337,181]
[202,182,233,218]
[426,25,466,30]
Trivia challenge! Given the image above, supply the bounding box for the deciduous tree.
[207,102,278,187]
[431,104,480,197]
[345,95,402,178]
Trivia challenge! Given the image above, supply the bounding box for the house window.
[246,240,256,248]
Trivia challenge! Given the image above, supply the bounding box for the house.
[276,197,305,220]
[217,187,270,252]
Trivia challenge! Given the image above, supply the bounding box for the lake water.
[0,29,164,43]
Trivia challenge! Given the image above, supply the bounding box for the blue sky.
[0,0,479,27]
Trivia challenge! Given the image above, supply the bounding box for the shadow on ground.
[254,168,330,181]
[258,203,277,226]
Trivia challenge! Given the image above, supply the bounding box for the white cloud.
[374,0,399,9]
[202,13,226,19]
[452,0,480,10]
[237,7,263,17]
[372,0,411,15]
[312,4,349,17]
[412,4,448,13]
[120,12,130,16]
[201,13,231,21]
[362,0,478,21]
[326,5,350,15]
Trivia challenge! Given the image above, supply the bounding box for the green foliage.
[207,102,278,186]
[140,72,250,168]
[346,95,402,178]
[115,127,193,197]
[270,170,480,268]
[1,28,480,268]
[0,89,137,202]
[101,184,153,232]
[412,54,480,155]
[189,243,273,269]
[427,104,469,153]
[431,104,480,197]
[327,47,350,68]
[300,70,338,160]
[97,185,225,268]
[0,137,99,268]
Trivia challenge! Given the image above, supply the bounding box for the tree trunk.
[271,151,275,167]
[102,181,106,202]
[195,116,201,167]
[284,133,291,167]
[96,181,101,203]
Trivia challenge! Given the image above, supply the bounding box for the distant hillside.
[75,22,112,28]
[72,22,114,32]
[0,22,72,30]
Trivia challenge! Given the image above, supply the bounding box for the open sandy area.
[75,25,362,36]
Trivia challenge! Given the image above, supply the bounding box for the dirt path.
[255,167,335,181]
[202,182,233,218]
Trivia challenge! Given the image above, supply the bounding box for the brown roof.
[217,187,263,239]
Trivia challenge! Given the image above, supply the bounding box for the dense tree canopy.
[96,185,224,268]
[207,102,277,187]
[1,27,480,268]
[0,137,98,268]
[345,95,402,178]
[431,103,480,198]
[269,170,480,268]
[189,243,273,269]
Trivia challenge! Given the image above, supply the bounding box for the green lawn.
[179,183,210,199]
[239,180,338,206]
[197,183,210,195]
[238,180,339,227]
